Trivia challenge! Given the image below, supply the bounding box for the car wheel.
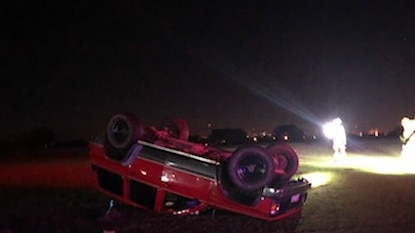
[104,113,143,164]
[160,117,189,140]
[227,145,275,193]
[266,143,299,181]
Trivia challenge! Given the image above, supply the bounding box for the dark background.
[2,1,415,141]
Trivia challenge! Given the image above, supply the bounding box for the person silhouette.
[400,116,415,162]
[323,118,347,161]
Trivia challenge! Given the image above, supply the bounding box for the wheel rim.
[160,117,189,140]
[235,155,268,183]
[277,154,289,170]
[266,143,299,180]
[104,113,143,164]
[109,119,132,148]
[227,145,275,193]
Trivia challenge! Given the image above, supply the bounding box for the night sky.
[2,1,415,141]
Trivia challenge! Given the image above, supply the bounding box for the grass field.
[1,139,415,233]
[293,138,415,233]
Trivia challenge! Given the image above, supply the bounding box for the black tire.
[227,145,275,193]
[160,117,189,140]
[266,143,299,181]
[104,113,143,164]
[106,113,143,149]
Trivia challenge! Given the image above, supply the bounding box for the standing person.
[400,116,415,162]
[323,117,347,161]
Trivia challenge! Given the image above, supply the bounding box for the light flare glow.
[210,59,322,125]
[302,154,415,175]
[296,172,333,188]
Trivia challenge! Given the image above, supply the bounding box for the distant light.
[368,128,380,137]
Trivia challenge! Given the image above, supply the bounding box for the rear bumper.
[263,178,311,198]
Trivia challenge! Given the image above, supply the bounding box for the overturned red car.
[89,113,311,231]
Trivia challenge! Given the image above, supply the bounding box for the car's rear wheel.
[227,145,275,193]
[104,113,143,164]
[266,143,299,181]
[159,117,189,140]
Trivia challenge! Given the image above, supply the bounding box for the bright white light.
[323,118,344,139]
[296,172,332,188]
[161,175,169,182]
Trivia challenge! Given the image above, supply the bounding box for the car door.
[161,152,217,201]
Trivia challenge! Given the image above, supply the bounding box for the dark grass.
[0,186,298,233]
[0,186,107,233]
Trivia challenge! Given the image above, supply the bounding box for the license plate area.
[290,193,300,203]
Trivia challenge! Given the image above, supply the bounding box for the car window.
[137,141,218,179]
[138,144,169,164]
[165,153,217,179]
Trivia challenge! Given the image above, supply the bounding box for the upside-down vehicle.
[89,113,311,232]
